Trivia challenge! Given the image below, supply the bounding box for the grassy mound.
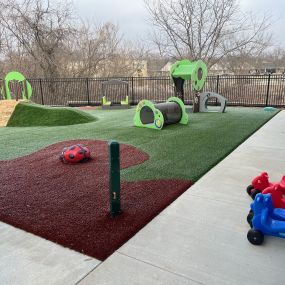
[7,102,97,127]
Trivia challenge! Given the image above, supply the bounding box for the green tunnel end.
[134,97,189,130]
[167,97,189,125]
[134,99,164,130]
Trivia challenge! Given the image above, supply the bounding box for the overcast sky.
[73,0,285,47]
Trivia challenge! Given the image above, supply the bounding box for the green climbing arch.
[1,71,32,100]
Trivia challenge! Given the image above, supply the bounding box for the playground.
[0,98,279,260]
[0,67,283,284]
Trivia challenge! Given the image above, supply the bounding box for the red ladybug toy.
[60,144,91,164]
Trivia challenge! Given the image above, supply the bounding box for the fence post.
[86,78,90,105]
[39,79,44,105]
[215,75,220,106]
[23,80,29,101]
[216,75,220,93]
[15,81,19,101]
[2,80,7,99]
[131,77,134,105]
[108,141,121,217]
[265,74,271,107]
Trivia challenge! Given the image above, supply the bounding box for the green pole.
[108,141,121,217]
[23,79,28,100]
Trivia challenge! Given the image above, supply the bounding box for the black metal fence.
[1,74,285,107]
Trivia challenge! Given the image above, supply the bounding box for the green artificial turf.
[0,106,278,182]
[7,102,97,127]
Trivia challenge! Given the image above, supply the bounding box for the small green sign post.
[108,141,121,217]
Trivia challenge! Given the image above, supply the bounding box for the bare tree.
[0,0,150,79]
[145,0,272,67]
[0,25,5,53]
[63,21,149,77]
[63,21,121,77]
[0,0,75,78]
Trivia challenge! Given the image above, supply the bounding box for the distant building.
[252,64,285,75]
[210,60,285,75]
[132,60,148,77]
[209,63,233,75]
[147,59,171,76]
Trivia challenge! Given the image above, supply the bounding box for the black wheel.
[250,189,261,200]
[247,229,264,245]
[247,210,254,227]
[246,185,254,195]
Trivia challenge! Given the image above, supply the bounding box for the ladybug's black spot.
[78,150,84,154]
[69,154,75,159]
[70,146,76,150]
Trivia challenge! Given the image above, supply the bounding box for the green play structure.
[170,59,208,100]
[134,97,188,130]
[1,71,32,100]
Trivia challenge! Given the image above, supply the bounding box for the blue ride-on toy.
[247,193,285,245]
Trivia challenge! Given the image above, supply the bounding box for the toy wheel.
[250,189,261,200]
[247,229,264,245]
[246,185,254,195]
[247,210,254,228]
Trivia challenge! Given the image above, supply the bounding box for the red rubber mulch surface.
[0,140,192,260]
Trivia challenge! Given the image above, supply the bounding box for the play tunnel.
[134,97,189,130]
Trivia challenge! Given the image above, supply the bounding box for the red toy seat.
[251,172,272,191]
[263,184,285,209]
[279,175,285,193]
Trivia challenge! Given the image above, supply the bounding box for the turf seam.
[117,252,207,285]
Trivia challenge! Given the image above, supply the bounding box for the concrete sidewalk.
[80,110,285,285]
[0,222,100,285]
[0,111,284,285]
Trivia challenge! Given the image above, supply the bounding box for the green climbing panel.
[171,59,208,91]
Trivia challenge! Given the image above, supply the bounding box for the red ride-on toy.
[263,183,285,208]
[247,176,285,227]
[60,144,91,164]
[246,172,274,199]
